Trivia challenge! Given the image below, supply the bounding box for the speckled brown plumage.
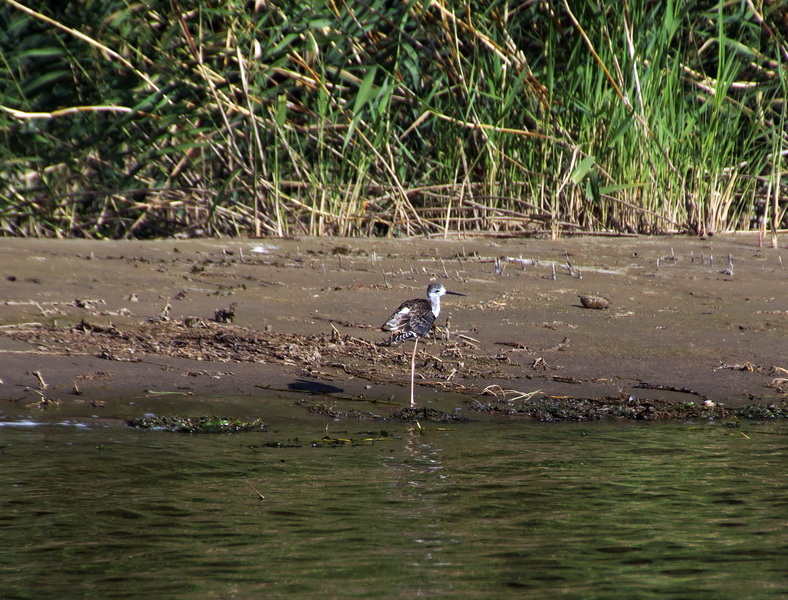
[382,282,465,344]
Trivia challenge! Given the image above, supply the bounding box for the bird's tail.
[387,330,417,345]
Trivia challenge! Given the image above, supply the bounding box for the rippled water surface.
[0,415,785,599]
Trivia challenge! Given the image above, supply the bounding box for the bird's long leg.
[410,338,418,407]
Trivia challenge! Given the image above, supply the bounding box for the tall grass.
[0,0,785,238]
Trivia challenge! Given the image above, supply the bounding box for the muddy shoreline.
[0,235,785,423]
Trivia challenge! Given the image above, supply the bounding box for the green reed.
[0,0,785,238]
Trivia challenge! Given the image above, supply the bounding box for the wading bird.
[382,282,465,406]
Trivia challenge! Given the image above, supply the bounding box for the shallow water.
[0,414,785,599]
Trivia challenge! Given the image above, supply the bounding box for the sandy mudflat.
[0,235,785,421]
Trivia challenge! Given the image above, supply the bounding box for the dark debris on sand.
[392,407,469,423]
[467,394,788,422]
[300,401,468,423]
[3,318,499,389]
[4,320,786,422]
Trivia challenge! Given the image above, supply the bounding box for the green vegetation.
[1,0,786,238]
[126,415,267,433]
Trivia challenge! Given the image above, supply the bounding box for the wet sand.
[0,235,786,421]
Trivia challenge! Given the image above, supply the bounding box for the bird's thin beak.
[445,291,466,296]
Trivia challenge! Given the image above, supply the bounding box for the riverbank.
[0,235,785,422]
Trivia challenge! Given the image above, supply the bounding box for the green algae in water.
[126,415,266,433]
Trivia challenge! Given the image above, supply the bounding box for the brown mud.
[0,235,786,423]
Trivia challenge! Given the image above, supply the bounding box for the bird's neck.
[429,295,441,317]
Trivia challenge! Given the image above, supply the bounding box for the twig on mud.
[33,370,48,389]
[565,251,582,278]
[35,301,52,316]
[348,335,378,350]
[479,384,508,397]
[26,388,59,408]
[148,302,172,323]
[715,362,784,375]
[722,254,734,276]
[507,389,543,402]
[457,333,480,346]
[547,337,571,351]
[495,341,528,348]
[479,384,543,402]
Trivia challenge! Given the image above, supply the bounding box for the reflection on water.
[0,417,785,598]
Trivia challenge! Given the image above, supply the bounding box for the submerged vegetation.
[127,415,267,433]
[1,0,786,238]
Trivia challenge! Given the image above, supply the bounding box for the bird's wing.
[382,304,411,332]
[382,303,435,338]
